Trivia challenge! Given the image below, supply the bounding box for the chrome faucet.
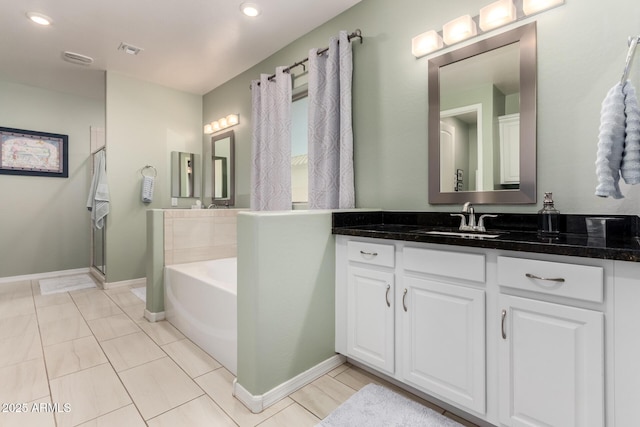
[462,202,476,229]
[451,202,498,232]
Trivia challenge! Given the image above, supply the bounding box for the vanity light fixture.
[412,30,444,57]
[204,114,240,134]
[412,0,564,58]
[443,15,478,46]
[479,0,517,32]
[26,12,52,26]
[522,0,565,16]
[240,3,261,17]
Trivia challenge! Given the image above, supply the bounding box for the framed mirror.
[428,22,537,204]
[171,151,201,198]
[212,130,235,206]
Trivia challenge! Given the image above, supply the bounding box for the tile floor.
[0,277,480,427]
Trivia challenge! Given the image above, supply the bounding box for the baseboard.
[0,267,90,285]
[104,277,147,290]
[233,354,346,414]
[144,309,165,322]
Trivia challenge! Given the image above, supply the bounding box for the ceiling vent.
[118,42,143,55]
[62,51,94,66]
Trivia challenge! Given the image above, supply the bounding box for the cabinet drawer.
[347,241,395,268]
[497,256,603,303]
[403,247,485,283]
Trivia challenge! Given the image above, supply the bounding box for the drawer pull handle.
[501,309,507,339]
[360,250,378,257]
[402,289,408,312]
[525,273,565,283]
[385,284,391,307]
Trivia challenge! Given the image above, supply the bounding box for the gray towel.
[86,150,110,229]
[621,82,640,184]
[142,175,155,203]
[595,82,626,198]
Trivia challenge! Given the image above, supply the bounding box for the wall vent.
[118,42,143,55]
[62,51,94,66]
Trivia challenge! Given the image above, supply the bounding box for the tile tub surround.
[164,209,244,266]
[0,278,479,427]
[146,208,243,316]
[332,211,640,262]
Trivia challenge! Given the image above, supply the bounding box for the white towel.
[595,82,627,198]
[142,175,155,203]
[86,150,110,229]
[621,82,640,184]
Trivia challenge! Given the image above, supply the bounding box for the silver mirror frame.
[212,130,235,206]
[171,151,201,198]
[428,22,537,204]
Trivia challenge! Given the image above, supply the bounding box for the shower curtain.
[250,66,292,211]
[308,30,355,209]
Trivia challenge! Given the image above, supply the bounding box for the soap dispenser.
[538,192,560,237]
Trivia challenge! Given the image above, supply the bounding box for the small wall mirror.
[171,151,201,198]
[428,22,537,204]
[212,130,235,206]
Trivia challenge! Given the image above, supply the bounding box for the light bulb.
[443,15,478,46]
[226,114,239,126]
[479,0,516,31]
[240,3,260,17]
[412,31,444,57]
[26,12,52,26]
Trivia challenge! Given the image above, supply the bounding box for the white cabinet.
[499,113,520,185]
[497,255,604,427]
[343,240,396,374]
[498,294,604,427]
[401,275,486,413]
[335,236,614,426]
[347,266,395,374]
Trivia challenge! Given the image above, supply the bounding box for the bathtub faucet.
[207,201,230,209]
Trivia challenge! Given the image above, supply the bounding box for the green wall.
[0,79,105,278]
[105,72,202,282]
[237,211,335,395]
[203,0,640,214]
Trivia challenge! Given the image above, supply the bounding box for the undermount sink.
[419,230,502,239]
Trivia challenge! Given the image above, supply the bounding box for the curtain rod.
[251,29,363,88]
[621,35,640,84]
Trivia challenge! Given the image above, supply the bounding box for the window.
[291,88,308,203]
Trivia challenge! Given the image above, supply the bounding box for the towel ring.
[141,165,157,178]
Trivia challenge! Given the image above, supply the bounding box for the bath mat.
[131,286,146,302]
[317,384,463,427]
[39,274,97,295]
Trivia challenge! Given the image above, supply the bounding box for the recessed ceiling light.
[26,12,52,26]
[240,2,261,17]
[118,42,144,56]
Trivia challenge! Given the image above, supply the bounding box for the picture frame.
[0,127,68,178]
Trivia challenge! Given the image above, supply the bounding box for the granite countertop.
[332,211,640,262]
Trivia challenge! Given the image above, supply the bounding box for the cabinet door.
[499,295,604,427]
[347,266,395,374]
[499,114,520,184]
[401,276,486,414]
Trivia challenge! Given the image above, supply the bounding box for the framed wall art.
[0,127,68,178]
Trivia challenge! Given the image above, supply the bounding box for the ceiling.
[0,0,361,100]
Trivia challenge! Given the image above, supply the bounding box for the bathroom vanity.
[333,211,640,427]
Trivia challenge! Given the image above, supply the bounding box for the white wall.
[0,78,105,278]
[105,72,202,282]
